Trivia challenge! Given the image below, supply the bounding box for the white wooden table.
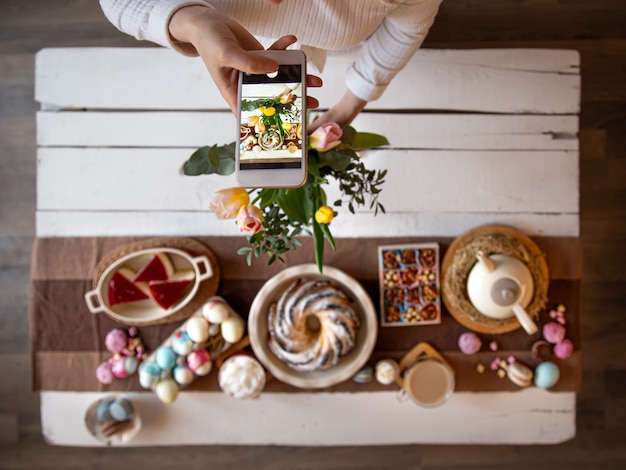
[34,47,580,446]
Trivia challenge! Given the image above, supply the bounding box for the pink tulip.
[210,188,250,220]
[236,205,264,234]
[309,122,342,152]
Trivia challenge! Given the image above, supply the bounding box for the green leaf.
[277,187,312,224]
[259,188,279,208]
[312,218,325,274]
[352,132,390,151]
[214,143,236,175]
[319,222,336,251]
[340,125,356,146]
[317,149,352,172]
[183,146,212,175]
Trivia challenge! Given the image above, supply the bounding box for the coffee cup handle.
[396,388,410,403]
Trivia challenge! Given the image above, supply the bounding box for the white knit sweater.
[100,0,442,102]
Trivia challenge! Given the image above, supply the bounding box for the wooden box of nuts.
[378,243,441,326]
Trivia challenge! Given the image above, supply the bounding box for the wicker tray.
[441,225,549,334]
[92,237,220,326]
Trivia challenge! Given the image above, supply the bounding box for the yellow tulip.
[263,107,276,116]
[281,121,292,130]
[210,187,249,220]
[315,206,335,224]
[247,115,259,126]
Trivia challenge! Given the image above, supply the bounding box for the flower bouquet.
[183,119,388,273]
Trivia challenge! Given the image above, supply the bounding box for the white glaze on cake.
[267,279,360,372]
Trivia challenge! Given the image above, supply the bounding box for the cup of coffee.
[399,358,455,408]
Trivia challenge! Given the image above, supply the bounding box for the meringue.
[458,332,482,355]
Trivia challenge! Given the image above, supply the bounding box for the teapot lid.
[491,278,521,306]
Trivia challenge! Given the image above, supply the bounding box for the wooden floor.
[1,1,625,468]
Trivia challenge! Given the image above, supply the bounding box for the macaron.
[506,362,533,387]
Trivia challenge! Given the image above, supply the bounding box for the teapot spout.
[476,251,496,273]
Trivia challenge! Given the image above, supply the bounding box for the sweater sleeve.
[99,0,213,56]
[345,0,442,102]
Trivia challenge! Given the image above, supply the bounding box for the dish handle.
[84,289,105,314]
[193,256,213,282]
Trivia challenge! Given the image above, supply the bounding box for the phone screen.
[238,64,305,172]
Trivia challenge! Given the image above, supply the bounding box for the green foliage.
[182,125,388,272]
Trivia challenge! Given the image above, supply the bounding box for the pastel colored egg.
[202,299,231,324]
[187,349,212,376]
[352,365,373,383]
[96,400,114,423]
[155,346,177,370]
[111,356,137,378]
[534,361,560,389]
[171,331,193,356]
[220,315,245,344]
[155,378,179,404]
[186,316,210,344]
[138,361,161,389]
[109,398,134,422]
[173,365,195,385]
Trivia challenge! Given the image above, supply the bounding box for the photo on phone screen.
[237,62,306,183]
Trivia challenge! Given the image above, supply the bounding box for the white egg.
[173,365,195,386]
[220,315,245,343]
[186,316,210,344]
[202,300,231,324]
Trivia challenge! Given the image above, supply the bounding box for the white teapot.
[466,251,538,335]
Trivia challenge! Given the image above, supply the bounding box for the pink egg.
[105,328,129,354]
[187,349,212,376]
[96,361,114,384]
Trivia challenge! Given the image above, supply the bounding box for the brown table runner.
[30,236,582,393]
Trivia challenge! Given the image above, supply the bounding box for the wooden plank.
[37,111,579,151]
[35,48,580,113]
[40,390,576,446]
[35,210,580,238]
[36,148,579,213]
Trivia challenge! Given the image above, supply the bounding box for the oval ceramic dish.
[248,264,378,389]
[84,248,213,325]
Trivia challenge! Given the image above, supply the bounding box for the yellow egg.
[155,378,179,403]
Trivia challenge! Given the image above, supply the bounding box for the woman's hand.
[308,89,367,132]
[168,5,320,113]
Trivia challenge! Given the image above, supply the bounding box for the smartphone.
[236,50,307,188]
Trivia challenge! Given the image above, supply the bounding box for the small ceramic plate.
[84,396,141,445]
[85,247,213,325]
[248,264,378,389]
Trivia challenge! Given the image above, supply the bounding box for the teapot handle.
[512,303,538,335]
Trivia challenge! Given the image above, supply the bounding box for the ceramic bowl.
[248,264,378,389]
[84,247,213,325]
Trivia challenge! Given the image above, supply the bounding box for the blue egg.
[109,398,134,422]
[138,361,161,389]
[534,361,560,389]
[352,365,374,383]
[155,346,177,370]
[96,399,113,423]
[171,331,193,356]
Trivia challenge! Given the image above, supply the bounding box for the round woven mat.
[441,225,549,334]
[93,237,220,326]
